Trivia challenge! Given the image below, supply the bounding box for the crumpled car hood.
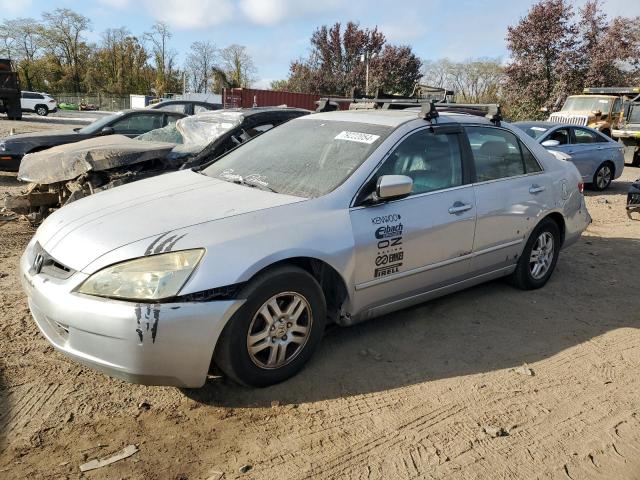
[18,135,176,184]
[36,169,305,271]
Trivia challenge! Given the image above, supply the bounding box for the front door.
[349,126,476,314]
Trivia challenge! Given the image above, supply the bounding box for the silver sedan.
[21,108,591,388]
[515,121,625,190]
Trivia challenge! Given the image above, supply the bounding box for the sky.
[1,0,639,89]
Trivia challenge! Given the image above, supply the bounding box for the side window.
[573,128,599,144]
[165,114,183,126]
[548,128,570,145]
[612,98,622,114]
[34,93,44,100]
[161,103,186,113]
[466,126,526,182]
[112,114,163,134]
[520,141,542,173]
[193,104,212,114]
[376,129,463,195]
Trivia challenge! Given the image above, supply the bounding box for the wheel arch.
[541,211,566,246]
[241,255,350,324]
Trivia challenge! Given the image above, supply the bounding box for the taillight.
[49,100,56,103]
[578,182,584,193]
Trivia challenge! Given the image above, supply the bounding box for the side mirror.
[376,175,413,201]
[101,126,115,135]
[541,139,560,148]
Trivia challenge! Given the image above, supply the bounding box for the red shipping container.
[223,88,347,111]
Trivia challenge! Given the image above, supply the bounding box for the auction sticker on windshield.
[335,131,380,144]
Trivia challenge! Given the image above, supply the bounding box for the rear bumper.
[0,153,22,171]
[20,245,243,387]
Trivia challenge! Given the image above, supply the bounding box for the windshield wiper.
[219,174,278,193]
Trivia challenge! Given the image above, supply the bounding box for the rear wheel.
[592,162,613,191]
[214,265,326,387]
[509,218,561,290]
[35,105,48,116]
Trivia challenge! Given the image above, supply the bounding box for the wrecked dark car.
[4,107,309,222]
[0,109,187,172]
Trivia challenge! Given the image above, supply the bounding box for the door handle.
[529,185,546,194]
[448,202,473,214]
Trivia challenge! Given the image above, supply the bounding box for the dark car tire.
[632,152,640,168]
[592,162,614,191]
[509,218,561,290]
[214,265,326,387]
[35,105,48,116]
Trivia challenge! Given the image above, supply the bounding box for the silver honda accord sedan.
[21,108,591,388]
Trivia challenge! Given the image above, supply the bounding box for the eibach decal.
[372,215,404,278]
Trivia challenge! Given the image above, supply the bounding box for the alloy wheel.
[529,232,554,280]
[246,292,313,369]
[596,165,612,189]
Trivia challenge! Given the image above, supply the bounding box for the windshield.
[562,96,611,113]
[202,119,391,198]
[628,105,640,124]
[78,112,124,134]
[515,124,549,140]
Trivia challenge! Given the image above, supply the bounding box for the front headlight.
[77,249,204,301]
[0,142,6,152]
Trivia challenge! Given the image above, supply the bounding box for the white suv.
[21,91,57,116]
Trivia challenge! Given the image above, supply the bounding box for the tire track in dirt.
[0,381,68,444]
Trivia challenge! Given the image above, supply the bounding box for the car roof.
[120,109,187,116]
[153,100,219,106]
[308,108,496,128]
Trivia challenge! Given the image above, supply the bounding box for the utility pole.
[360,50,377,96]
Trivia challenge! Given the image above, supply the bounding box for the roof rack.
[316,89,502,125]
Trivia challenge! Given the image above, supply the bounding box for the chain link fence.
[54,93,131,111]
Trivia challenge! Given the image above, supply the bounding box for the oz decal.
[371,216,404,278]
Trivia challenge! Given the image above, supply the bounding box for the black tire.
[632,152,640,168]
[592,162,614,191]
[35,105,48,116]
[214,265,326,387]
[509,218,561,290]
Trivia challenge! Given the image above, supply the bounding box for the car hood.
[2,129,88,153]
[36,169,306,271]
[18,135,177,184]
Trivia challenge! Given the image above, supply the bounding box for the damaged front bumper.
[20,241,243,388]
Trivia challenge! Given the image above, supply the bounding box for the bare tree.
[185,41,217,93]
[40,8,91,92]
[144,21,177,95]
[421,58,505,103]
[219,44,256,90]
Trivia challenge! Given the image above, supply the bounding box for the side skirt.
[342,265,515,326]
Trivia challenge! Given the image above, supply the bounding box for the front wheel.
[214,265,326,387]
[509,218,561,290]
[35,105,48,116]
[592,162,613,191]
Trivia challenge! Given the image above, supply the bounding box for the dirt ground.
[1,118,639,480]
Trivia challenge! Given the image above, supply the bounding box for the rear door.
[569,127,606,180]
[466,125,551,276]
[349,125,477,312]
